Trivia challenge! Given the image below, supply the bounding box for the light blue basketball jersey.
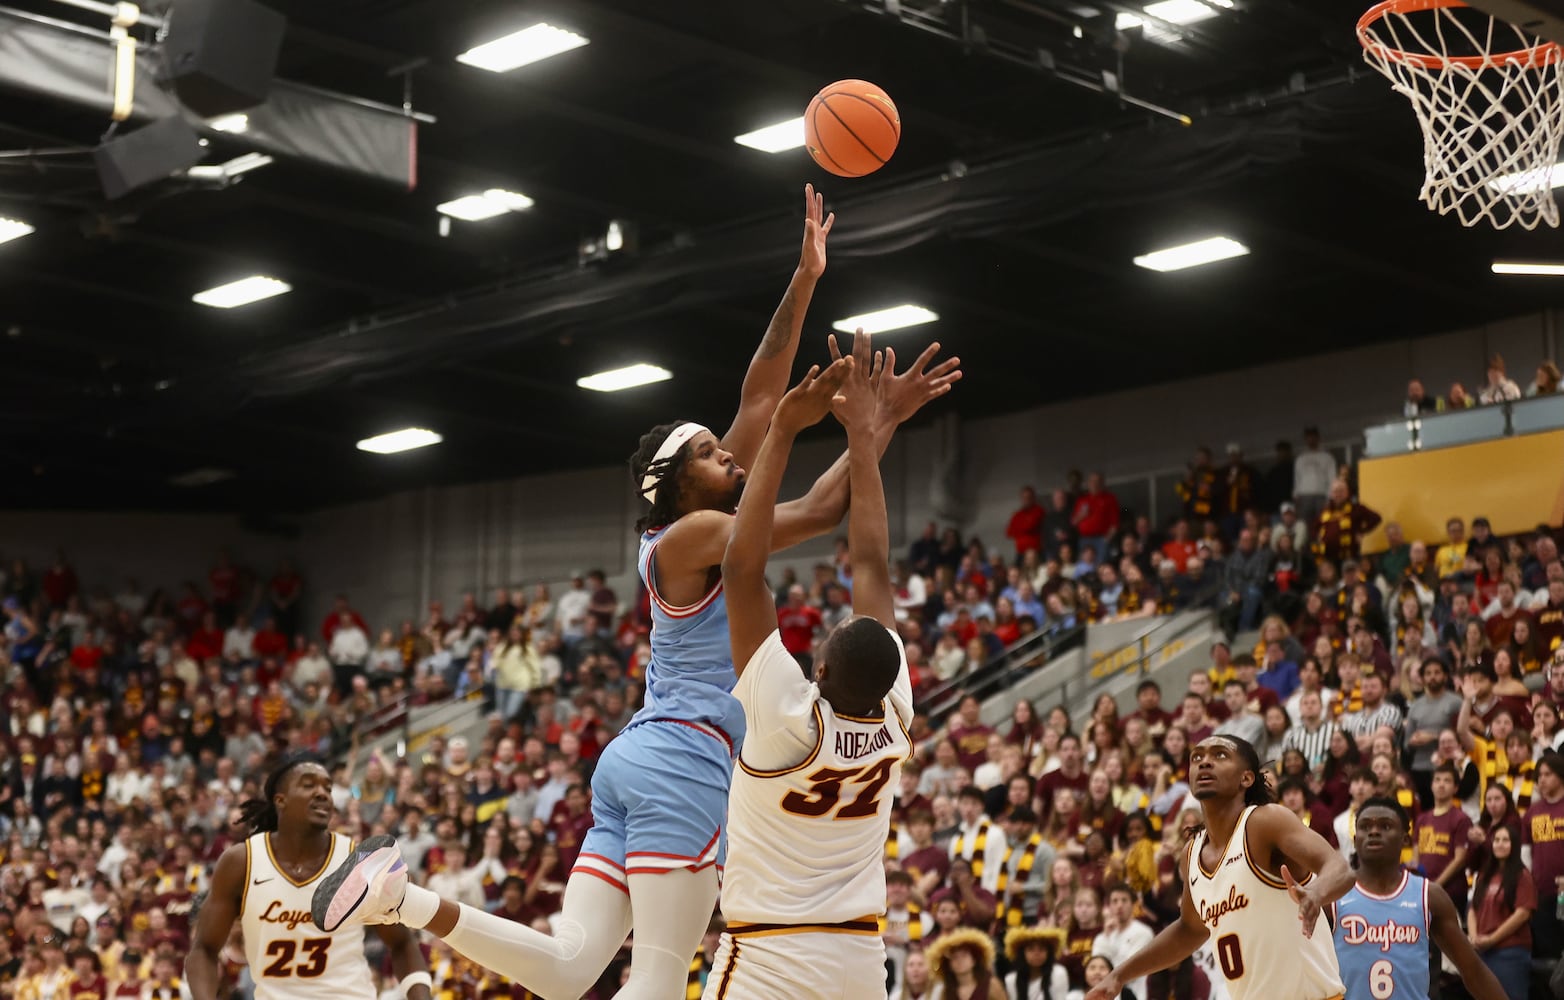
[1332,871,1431,1000]
[625,529,747,748]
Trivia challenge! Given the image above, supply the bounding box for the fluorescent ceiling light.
[735,117,806,153]
[1133,236,1249,272]
[208,113,249,133]
[437,189,535,221]
[1117,0,1234,35]
[457,23,588,72]
[357,427,443,454]
[0,218,35,245]
[1492,261,1564,275]
[1488,162,1564,195]
[577,363,673,392]
[170,467,236,488]
[831,304,940,335]
[192,275,291,308]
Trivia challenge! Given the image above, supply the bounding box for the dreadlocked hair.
[1226,736,1276,808]
[629,419,696,534]
[237,752,325,835]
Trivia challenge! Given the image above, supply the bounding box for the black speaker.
[163,0,286,117]
[94,117,205,199]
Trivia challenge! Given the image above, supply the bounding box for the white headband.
[640,422,709,505]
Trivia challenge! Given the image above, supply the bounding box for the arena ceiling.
[1,0,1561,513]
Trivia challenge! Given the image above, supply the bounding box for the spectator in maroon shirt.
[207,550,240,626]
[1006,486,1045,557]
[1177,693,1215,746]
[41,550,78,610]
[585,570,617,638]
[548,783,595,872]
[252,617,288,659]
[268,558,303,634]
[947,694,995,772]
[777,585,822,656]
[186,612,223,662]
[1071,472,1120,563]
[1036,733,1089,823]
[1125,680,1174,742]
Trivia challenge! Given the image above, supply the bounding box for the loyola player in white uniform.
[1086,736,1353,1000]
[707,340,917,1000]
[186,756,431,1000]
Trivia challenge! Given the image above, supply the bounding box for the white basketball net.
[1359,2,1564,230]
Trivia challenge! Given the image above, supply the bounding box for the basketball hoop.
[1358,0,1564,230]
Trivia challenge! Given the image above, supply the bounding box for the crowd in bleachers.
[2,400,1564,1000]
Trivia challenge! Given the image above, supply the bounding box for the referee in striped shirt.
[1282,689,1340,769]
[1338,672,1404,744]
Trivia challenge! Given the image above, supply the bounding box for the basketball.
[804,80,901,178]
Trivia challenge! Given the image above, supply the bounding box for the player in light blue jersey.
[1330,796,1504,1000]
[310,186,960,1000]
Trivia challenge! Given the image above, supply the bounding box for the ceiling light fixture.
[192,275,292,308]
[734,117,806,153]
[577,363,673,392]
[208,113,249,133]
[457,23,588,73]
[1492,261,1564,275]
[0,218,35,245]
[357,427,444,454]
[831,305,940,335]
[437,189,535,221]
[1133,236,1250,272]
[1117,0,1235,30]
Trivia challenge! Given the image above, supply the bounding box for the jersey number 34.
[781,759,895,820]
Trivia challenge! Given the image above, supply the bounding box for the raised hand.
[827,330,880,435]
[1084,974,1123,1000]
[1282,864,1321,938]
[774,357,852,434]
[876,341,962,424]
[799,183,835,279]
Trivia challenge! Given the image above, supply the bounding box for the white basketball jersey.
[1187,807,1344,1000]
[723,631,914,925]
[240,833,375,1000]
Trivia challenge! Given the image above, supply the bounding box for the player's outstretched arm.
[1086,855,1209,1000]
[1426,881,1508,1000]
[769,336,960,546]
[375,924,433,1000]
[723,358,852,674]
[720,184,834,472]
[1251,803,1356,936]
[830,333,894,629]
[185,844,246,1000]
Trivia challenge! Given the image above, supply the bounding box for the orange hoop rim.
[1357,0,1564,70]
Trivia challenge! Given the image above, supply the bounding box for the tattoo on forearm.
[757,286,799,360]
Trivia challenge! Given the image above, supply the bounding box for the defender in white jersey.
[187,756,430,1000]
[1086,736,1354,1000]
[707,339,916,999]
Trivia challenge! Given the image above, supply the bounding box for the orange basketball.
[804,80,901,178]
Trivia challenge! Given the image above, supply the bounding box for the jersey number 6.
[781,759,896,820]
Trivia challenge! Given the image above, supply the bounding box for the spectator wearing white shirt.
[327,610,370,694]
[554,573,591,646]
[894,562,927,622]
[1092,884,1156,1000]
[948,785,1008,895]
[531,756,572,826]
[1292,425,1337,529]
[222,620,255,662]
[105,753,152,807]
[1478,353,1522,404]
[291,640,333,690]
[423,843,486,908]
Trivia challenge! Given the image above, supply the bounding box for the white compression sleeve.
[443,869,632,1000]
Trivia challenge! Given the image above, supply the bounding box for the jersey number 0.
[780,759,895,820]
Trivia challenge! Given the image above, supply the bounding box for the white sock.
[398,883,440,930]
[442,870,631,1000]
